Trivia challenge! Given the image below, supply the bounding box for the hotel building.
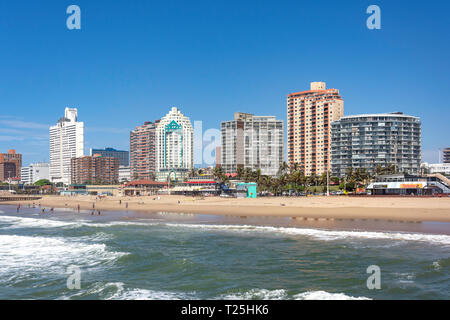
[130,121,159,181]
[0,149,22,181]
[156,107,193,182]
[70,155,119,185]
[287,82,344,176]
[49,108,84,185]
[331,112,422,177]
[21,163,50,185]
[221,112,284,176]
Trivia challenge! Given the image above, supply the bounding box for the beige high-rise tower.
[287,82,344,176]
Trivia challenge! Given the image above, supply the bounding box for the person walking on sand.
[126,202,128,209]
[17,205,20,213]
[91,211,94,216]
[97,210,101,215]
[41,208,45,214]
[92,202,95,209]
[77,204,80,213]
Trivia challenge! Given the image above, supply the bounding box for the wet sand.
[2,194,450,224]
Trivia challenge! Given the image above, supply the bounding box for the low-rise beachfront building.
[331,112,422,177]
[367,174,450,195]
[121,180,168,196]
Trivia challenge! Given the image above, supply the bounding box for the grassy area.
[303,186,341,193]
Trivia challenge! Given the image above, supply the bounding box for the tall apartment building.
[49,108,84,185]
[156,107,193,182]
[90,148,129,167]
[331,113,422,177]
[21,163,50,185]
[221,112,284,176]
[287,82,344,176]
[0,149,22,181]
[444,148,450,164]
[70,155,119,185]
[130,121,159,181]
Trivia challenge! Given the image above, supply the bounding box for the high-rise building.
[444,148,450,164]
[90,148,129,167]
[156,107,193,182]
[70,155,119,185]
[221,112,284,176]
[130,121,159,181]
[331,112,422,177]
[21,163,50,185]
[287,82,344,176]
[49,108,84,185]
[0,149,22,181]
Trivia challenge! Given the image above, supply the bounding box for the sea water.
[0,205,448,300]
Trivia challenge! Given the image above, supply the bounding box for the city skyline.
[1,1,449,165]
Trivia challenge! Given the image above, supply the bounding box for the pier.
[0,196,42,202]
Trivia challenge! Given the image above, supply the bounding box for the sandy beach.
[2,195,450,223]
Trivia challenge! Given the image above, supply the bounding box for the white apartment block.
[221,112,284,176]
[21,163,50,185]
[49,108,84,185]
[155,107,193,182]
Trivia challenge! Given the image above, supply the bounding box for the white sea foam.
[66,282,193,300]
[219,289,288,300]
[293,290,371,300]
[0,215,79,229]
[0,234,127,284]
[219,288,370,300]
[162,223,450,245]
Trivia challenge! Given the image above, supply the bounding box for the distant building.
[21,163,50,185]
[90,148,129,166]
[221,112,284,176]
[444,148,450,164]
[118,166,131,183]
[70,155,119,185]
[50,108,84,185]
[130,121,159,181]
[156,107,194,182]
[421,163,450,175]
[331,113,422,177]
[0,149,22,181]
[287,82,344,176]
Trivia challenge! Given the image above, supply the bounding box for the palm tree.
[236,167,245,180]
[278,161,289,176]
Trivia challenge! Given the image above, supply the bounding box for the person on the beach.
[41,208,45,214]
[120,200,122,205]
[17,206,19,213]
[77,204,80,213]
[91,211,94,216]
[97,210,101,215]
[126,202,128,209]
[50,208,54,212]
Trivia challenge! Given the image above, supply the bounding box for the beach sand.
[2,195,450,223]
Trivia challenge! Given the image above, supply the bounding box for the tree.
[34,179,52,186]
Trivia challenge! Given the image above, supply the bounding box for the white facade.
[21,163,50,185]
[221,113,284,176]
[49,108,84,185]
[421,163,450,175]
[119,166,131,183]
[156,107,193,182]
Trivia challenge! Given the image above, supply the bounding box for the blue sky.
[0,0,449,165]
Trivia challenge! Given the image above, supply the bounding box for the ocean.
[0,205,449,300]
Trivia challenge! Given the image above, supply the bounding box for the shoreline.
[1,194,450,224]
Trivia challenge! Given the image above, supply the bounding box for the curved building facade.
[331,113,421,177]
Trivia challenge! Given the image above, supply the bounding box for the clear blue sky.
[0,0,449,166]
